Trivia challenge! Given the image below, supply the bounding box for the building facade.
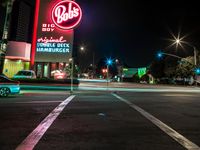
[3,0,81,78]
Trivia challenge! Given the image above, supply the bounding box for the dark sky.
[1,0,200,68]
[74,0,200,67]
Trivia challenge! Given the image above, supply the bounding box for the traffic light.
[195,68,200,75]
[157,52,163,59]
[106,58,113,66]
[102,68,108,73]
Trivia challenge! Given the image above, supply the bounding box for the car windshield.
[16,71,31,76]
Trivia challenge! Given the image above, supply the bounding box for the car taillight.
[16,81,20,85]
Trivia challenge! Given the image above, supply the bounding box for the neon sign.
[33,0,75,63]
[37,36,66,43]
[52,0,82,30]
[37,36,70,53]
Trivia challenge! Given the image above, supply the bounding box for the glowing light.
[37,36,67,43]
[195,68,200,75]
[102,68,108,73]
[106,58,113,66]
[80,46,84,51]
[52,0,82,30]
[138,67,147,78]
[157,52,163,58]
[31,0,40,69]
[176,39,180,44]
[42,24,55,32]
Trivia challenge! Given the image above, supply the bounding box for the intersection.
[0,83,200,150]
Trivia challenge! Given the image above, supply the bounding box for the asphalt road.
[0,86,200,150]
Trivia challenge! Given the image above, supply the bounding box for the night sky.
[74,0,200,68]
[1,0,200,68]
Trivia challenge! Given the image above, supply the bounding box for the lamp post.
[69,58,73,93]
[70,45,85,93]
[175,39,197,66]
[106,58,113,89]
[157,51,194,66]
[175,39,198,85]
[79,46,95,78]
[0,0,14,74]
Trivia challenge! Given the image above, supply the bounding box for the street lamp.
[175,38,197,66]
[157,51,183,59]
[79,46,95,78]
[70,45,85,93]
[174,37,199,85]
[69,58,74,93]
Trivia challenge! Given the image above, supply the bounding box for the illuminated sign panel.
[138,67,147,78]
[52,0,82,30]
[34,0,81,63]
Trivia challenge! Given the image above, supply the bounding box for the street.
[0,84,200,150]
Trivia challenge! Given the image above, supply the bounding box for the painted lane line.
[16,95,76,150]
[15,101,63,104]
[79,87,200,93]
[112,93,200,150]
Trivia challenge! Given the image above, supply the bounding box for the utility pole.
[0,0,14,74]
[193,47,198,86]
[92,51,95,78]
[193,47,197,66]
[106,64,109,89]
[70,58,74,93]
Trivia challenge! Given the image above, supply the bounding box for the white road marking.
[16,95,76,150]
[79,86,200,93]
[15,101,63,104]
[112,93,200,150]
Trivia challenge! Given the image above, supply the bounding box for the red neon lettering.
[37,36,66,43]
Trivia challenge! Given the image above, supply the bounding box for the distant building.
[3,0,34,77]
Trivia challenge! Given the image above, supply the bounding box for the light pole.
[175,39,198,85]
[157,51,195,66]
[175,39,197,66]
[79,46,95,78]
[92,52,95,78]
[106,58,113,89]
[0,0,14,74]
[69,58,73,93]
[70,45,85,93]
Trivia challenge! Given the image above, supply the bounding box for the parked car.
[0,74,20,97]
[13,70,36,79]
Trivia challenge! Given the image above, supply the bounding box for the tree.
[149,60,165,78]
[163,56,179,78]
[175,56,195,77]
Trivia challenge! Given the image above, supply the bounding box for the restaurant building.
[3,0,82,78]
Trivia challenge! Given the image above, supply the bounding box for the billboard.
[33,0,82,63]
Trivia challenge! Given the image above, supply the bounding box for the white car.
[13,70,36,79]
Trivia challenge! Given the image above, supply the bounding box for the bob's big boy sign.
[52,0,82,30]
[32,0,82,64]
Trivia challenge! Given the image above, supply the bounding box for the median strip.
[112,93,200,150]
[16,95,76,150]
